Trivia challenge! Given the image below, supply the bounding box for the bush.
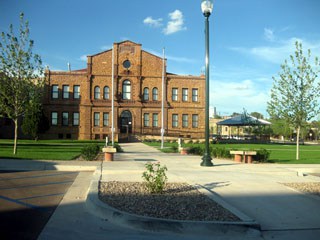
[142,162,168,194]
[171,145,178,152]
[81,144,100,160]
[254,148,270,162]
[211,147,231,159]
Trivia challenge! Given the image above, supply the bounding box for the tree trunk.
[13,118,18,155]
[296,126,300,160]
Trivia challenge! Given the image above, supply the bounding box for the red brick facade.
[42,40,205,141]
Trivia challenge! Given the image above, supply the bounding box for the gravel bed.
[281,182,320,197]
[99,181,240,221]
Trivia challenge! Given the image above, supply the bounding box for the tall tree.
[0,13,43,154]
[267,41,320,160]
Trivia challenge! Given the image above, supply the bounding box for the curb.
[86,178,262,237]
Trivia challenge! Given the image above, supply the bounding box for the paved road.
[0,170,79,240]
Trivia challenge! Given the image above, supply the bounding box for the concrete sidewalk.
[96,142,320,239]
[2,142,320,239]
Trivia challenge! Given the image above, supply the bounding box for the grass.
[0,139,105,160]
[143,141,320,164]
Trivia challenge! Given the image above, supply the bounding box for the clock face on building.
[123,60,131,69]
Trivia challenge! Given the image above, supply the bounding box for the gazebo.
[216,113,271,140]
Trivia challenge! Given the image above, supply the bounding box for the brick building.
[42,40,205,141]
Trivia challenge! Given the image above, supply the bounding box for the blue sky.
[1,0,320,118]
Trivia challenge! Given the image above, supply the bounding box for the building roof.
[217,114,271,126]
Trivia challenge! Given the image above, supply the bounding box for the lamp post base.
[201,154,213,167]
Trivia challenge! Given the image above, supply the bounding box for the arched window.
[104,86,110,100]
[143,87,149,101]
[152,87,158,101]
[122,80,131,100]
[94,86,100,99]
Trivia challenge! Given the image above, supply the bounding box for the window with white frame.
[103,113,109,126]
[182,88,188,102]
[172,88,178,101]
[172,114,178,128]
[73,112,79,126]
[152,87,158,101]
[153,113,158,127]
[143,87,149,101]
[192,114,199,128]
[122,80,131,100]
[62,112,69,126]
[104,86,110,100]
[144,113,150,127]
[73,85,80,99]
[51,112,58,125]
[94,112,100,126]
[94,86,100,99]
[52,85,59,99]
[182,114,188,127]
[63,85,69,99]
[192,88,198,102]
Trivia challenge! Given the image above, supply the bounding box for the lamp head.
[201,0,213,17]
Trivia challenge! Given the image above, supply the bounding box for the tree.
[0,13,43,154]
[267,41,320,160]
[250,112,264,119]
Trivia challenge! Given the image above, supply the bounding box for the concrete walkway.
[1,142,320,239]
[99,142,320,239]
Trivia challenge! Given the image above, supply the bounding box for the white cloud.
[143,17,163,28]
[163,10,186,35]
[101,45,112,50]
[211,79,269,116]
[264,28,275,42]
[80,55,87,62]
[230,36,320,65]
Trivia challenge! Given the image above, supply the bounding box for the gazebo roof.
[216,114,271,126]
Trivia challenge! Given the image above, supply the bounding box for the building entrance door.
[119,110,132,142]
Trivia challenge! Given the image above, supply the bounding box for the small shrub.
[142,162,168,194]
[255,148,270,162]
[171,145,178,152]
[81,144,100,161]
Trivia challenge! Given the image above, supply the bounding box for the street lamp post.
[200,0,214,167]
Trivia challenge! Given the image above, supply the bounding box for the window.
[103,113,109,126]
[172,114,178,128]
[122,80,131,100]
[73,112,79,126]
[192,114,199,128]
[143,87,149,101]
[192,88,198,102]
[144,113,150,127]
[182,88,188,102]
[62,112,69,126]
[94,86,100,99]
[152,88,158,101]
[63,85,69,99]
[94,112,100,126]
[73,85,80,99]
[52,85,59,99]
[123,60,131,69]
[172,88,178,101]
[104,86,110,100]
[153,113,158,127]
[182,114,188,127]
[51,112,58,125]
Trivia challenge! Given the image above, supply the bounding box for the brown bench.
[230,151,257,163]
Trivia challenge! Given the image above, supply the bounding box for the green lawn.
[144,141,320,164]
[0,139,105,160]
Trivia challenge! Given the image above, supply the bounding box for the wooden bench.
[230,151,257,163]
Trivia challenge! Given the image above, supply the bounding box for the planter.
[102,147,117,161]
[179,147,189,155]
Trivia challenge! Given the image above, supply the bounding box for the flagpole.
[111,46,115,146]
[161,47,165,149]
